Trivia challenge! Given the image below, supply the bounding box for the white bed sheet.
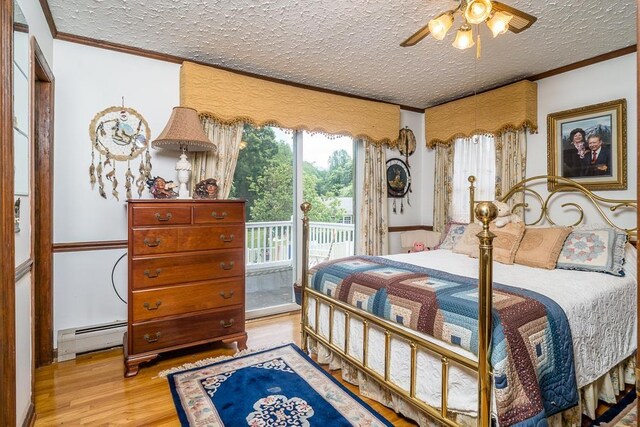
[307,246,637,416]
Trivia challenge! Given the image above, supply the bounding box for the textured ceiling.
[47,0,637,108]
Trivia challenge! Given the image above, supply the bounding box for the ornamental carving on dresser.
[124,199,247,377]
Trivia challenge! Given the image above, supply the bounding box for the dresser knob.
[143,268,161,279]
[220,261,235,270]
[143,301,162,311]
[143,237,161,247]
[219,291,235,300]
[143,332,161,343]
[211,211,228,220]
[219,234,234,243]
[220,319,235,328]
[154,212,173,222]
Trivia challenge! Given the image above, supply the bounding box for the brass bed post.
[468,176,476,222]
[300,202,312,352]
[475,202,498,427]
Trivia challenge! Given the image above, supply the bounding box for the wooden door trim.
[0,0,16,425]
[32,37,55,367]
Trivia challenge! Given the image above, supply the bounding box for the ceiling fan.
[401,0,537,49]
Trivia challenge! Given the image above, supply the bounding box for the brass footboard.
[299,201,497,427]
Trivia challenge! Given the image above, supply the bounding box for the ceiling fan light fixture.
[452,25,475,50]
[464,0,493,25]
[428,12,454,40]
[486,11,513,37]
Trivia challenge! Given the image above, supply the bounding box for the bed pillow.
[556,228,627,276]
[514,227,572,269]
[435,222,467,250]
[453,222,525,264]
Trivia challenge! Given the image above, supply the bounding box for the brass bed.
[299,175,637,427]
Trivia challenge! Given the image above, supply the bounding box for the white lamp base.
[175,152,192,199]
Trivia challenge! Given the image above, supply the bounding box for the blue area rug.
[167,343,393,426]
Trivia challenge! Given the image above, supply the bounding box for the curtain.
[358,140,388,256]
[495,130,527,219]
[433,143,454,233]
[450,136,496,223]
[190,116,244,199]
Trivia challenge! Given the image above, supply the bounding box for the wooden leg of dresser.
[124,354,159,378]
[223,332,248,351]
[123,332,159,377]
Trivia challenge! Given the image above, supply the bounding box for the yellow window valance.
[425,80,538,148]
[180,62,401,145]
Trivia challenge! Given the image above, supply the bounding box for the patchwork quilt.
[309,256,578,427]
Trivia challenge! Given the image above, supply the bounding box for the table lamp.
[151,106,217,199]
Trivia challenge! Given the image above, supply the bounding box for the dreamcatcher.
[387,127,416,213]
[88,103,152,200]
[387,158,411,214]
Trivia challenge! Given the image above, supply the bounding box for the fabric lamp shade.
[152,106,217,152]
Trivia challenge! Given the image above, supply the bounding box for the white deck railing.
[245,221,355,267]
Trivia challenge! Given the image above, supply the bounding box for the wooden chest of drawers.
[124,199,247,377]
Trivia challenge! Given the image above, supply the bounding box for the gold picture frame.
[547,98,626,191]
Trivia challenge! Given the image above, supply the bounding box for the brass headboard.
[468,174,637,241]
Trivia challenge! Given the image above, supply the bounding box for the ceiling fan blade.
[401,24,431,47]
[492,1,537,34]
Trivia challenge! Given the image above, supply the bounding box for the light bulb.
[428,13,454,40]
[464,0,493,25]
[452,25,475,50]
[486,11,513,37]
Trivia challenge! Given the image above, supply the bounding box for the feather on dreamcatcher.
[89,104,152,200]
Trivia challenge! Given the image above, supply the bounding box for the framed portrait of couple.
[547,98,626,191]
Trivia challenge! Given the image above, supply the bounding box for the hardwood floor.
[34,312,417,426]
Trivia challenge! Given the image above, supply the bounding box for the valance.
[180,62,400,145]
[425,80,538,148]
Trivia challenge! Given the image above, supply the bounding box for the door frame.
[0,0,16,425]
[32,37,55,368]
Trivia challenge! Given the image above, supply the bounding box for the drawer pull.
[220,319,235,328]
[143,301,162,311]
[143,237,161,247]
[143,268,161,278]
[143,332,161,343]
[219,291,235,300]
[219,234,235,243]
[211,211,228,220]
[220,261,235,270]
[154,212,173,222]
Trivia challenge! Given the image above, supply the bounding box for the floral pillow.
[556,228,627,276]
[435,222,468,250]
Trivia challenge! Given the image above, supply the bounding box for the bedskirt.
[310,339,635,426]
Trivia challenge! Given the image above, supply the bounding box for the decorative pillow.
[453,222,525,264]
[435,222,468,250]
[556,228,627,276]
[514,227,572,269]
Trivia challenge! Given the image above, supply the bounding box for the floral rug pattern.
[167,343,392,427]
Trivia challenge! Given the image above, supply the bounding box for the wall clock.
[386,158,411,213]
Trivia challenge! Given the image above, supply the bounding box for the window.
[230,126,356,318]
[450,135,496,223]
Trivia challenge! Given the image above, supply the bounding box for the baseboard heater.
[57,320,127,362]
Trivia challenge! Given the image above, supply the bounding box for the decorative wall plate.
[88,105,152,200]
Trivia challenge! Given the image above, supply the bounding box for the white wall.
[527,53,637,230]
[387,110,427,254]
[53,40,181,344]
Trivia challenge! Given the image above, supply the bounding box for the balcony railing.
[246,221,355,268]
